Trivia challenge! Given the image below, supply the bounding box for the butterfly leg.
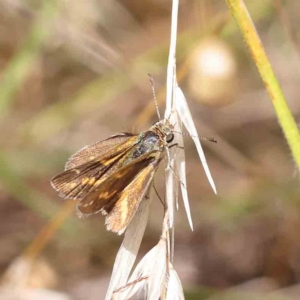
[169,143,184,150]
[153,180,166,208]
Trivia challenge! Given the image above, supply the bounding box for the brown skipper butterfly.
[51,119,175,235]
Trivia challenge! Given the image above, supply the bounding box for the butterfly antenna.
[172,130,217,143]
[148,74,161,120]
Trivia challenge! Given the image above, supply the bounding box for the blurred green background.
[0,0,300,299]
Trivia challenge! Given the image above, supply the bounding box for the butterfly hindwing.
[77,151,162,234]
[105,154,162,234]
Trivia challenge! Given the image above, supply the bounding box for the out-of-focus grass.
[19,70,130,144]
[23,200,76,260]
[225,0,300,170]
[0,152,83,235]
[0,0,61,119]
[185,287,215,300]
[0,153,60,219]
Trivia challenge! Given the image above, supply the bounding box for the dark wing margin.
[65,133,135,170]
[51,135,138,200]
[77,151,162,234]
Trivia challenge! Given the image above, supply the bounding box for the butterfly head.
[151,119,174,144]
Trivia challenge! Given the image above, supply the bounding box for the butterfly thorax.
[130,131,163,160]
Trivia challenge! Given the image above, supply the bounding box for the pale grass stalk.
[171,70,180,214]
[164,0,180,257]
[165,103,179,229]
[165,0,179,117]
[165,162,175,229]
[106,0,217,299]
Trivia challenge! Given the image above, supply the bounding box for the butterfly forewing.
[65,133,135,170]
[77,151,162,234]
[51,135,139,200]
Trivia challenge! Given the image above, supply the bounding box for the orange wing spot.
[99,191,110,199]
[120,195,129,225]
[88,178,96,185]
[102,155,123,166]
[95,179,103,186]
[82,177,89,184]
[69,182,77,189]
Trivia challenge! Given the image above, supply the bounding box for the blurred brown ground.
[0,0,300,299]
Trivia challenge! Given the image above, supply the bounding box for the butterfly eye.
[166,133,174,143]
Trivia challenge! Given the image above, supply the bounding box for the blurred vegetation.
[225,0,300,170]
[0,0,300,299]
